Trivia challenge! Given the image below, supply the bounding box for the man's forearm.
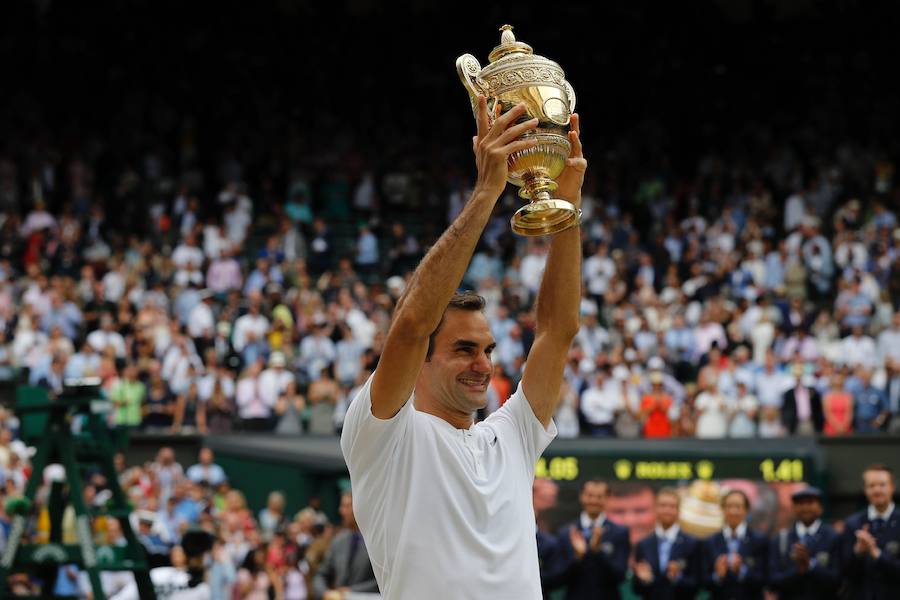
[535,225,581,339]
[394,187,497,335]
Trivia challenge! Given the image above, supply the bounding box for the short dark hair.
[425,291,487,360]
[863,463,895,483]
[608,481,655,498]
[581,479,609,494]
[657,486,681,505]
[721,489,750,510]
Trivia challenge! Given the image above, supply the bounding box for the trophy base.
[511,199,582,236]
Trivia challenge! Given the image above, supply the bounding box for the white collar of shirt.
[868,503,896,521]
[723,522,747,540]
[656,524,680,543]
[796,520,821,538]
[580,512,606,530]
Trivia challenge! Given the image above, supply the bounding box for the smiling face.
[656,491,680,530]
[418,308,495,418]
[863,468,895,512]
[580,481,609,519]
[722,491,749,529]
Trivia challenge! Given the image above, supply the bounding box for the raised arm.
[522,114,585,427]
[371,98,540,419]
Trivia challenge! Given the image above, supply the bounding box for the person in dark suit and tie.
[312,491,378,600]
[702,489,768,599]
[556,479,630,599]
[632,487,701,600]
[537,527,567,599]
[768,486,840,600]
[781,373,824,435]
[534,478,567,599]
[842,463,900,599]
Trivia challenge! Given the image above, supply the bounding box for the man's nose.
[472,353,492,373]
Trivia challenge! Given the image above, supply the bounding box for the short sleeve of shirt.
[340,372,415,486]
[483,381,557,468]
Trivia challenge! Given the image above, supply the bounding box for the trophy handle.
[456,54,489,111]
[564,80,577,115]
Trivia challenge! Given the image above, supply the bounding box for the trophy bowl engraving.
[457,25,582,236]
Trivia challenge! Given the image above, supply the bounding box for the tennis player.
[341,96,585,599]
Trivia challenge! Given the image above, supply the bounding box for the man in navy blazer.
[556,479,630,599]
[632,487,701,600]
[702,489,768,599]
[768,486,841,600]
[842,463,900,599]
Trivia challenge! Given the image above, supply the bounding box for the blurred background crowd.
[1,3,899,443]
[2,0,900,597]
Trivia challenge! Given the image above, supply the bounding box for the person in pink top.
[823,372,853,435]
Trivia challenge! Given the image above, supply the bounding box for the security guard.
[842,463,900,599]
[768,486,841,600]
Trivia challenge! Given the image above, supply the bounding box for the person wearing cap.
[841,463,900,599]
[769,486,841,600]
[135,510,171,568]
[633,487,701,599]
[702,489,768,599]
[258,351,296,426]
[641,356,686,406]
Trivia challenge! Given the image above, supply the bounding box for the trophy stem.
[521,172,556,204]
[511,172,582,236]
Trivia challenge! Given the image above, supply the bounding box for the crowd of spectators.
[3,2,899,445]
[1,124,899,442]
[0,445,374,599]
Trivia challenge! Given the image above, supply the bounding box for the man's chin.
[456,388,488,409]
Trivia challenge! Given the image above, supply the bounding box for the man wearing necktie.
[703,489,768,599]
[768,486,840,600]
[633,487,700,600]
[313,491,378,600]
[556,479,630,599]
[842,463,900,599]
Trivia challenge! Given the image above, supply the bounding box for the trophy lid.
[488,25,533,62]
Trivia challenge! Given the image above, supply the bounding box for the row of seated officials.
[538,463,899,599]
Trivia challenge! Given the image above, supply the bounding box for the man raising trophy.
[341,27,586,599]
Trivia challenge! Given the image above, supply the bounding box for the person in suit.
[702,489,768,599]
[538,527,567,599]
[556,479,630,599]
[781,373,824,435]
[633,487,701,600]
[312,491,378,600]
[842,463,900,599]
[768,486,841,600]
[534,478,567,599]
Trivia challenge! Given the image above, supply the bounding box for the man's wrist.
[471,185,501,204]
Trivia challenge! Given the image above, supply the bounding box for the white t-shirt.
[109,567,210,600]
[341,373,557,599]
